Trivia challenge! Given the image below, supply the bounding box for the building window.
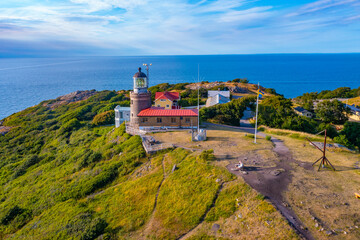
[171,118,176,123]
[115,112,120,118]
[157,118,162,123]
[157,105,160,107]
[180,116,183,120]
[131,100,133,105]
[166,105,170,108]
[160,99,166,102]
[141,118,148,123]
[185,118,190,123]
[120,112,123,118]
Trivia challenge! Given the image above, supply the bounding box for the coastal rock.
[230,86,249,93]
[0,126,12,136]
[45,90,97,109]
[211,224,220,232]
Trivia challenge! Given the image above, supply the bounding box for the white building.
[294,106,313,118]
[115,106,130,128]
[347,104,360,121]
[206,90,231,107]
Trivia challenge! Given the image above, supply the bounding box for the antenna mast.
[143,63,152,80]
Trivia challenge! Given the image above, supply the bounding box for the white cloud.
[287,0,357,17]
[0,0,359,55]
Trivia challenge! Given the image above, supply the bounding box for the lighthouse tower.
[130,67,152,126]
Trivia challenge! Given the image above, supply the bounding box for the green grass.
[0,89,302,239]
[205,181,251,222]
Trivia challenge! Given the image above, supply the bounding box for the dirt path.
[207,122,314,240]
[140,155,167,239]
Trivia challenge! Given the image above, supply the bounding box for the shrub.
[1,206,24,225]
[198,149,215,162]
[92,111,115,126]
[11,155,39,180]
[265,135,271,141]
[334,135,353,149]
[81,218,108,240]
[59,118,81,135]
[245,134,255,139]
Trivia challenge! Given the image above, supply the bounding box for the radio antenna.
[143,63,152,80]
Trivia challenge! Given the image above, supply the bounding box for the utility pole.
[197,64,200,133]
[254,82,260,144]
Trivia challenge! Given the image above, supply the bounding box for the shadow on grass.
[312,165,359,172]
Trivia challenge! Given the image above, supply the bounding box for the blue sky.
[0,0,360,56]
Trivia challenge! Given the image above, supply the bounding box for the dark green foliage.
[76,149,103,169]
[315,100,350,124]
[258,96,294,128]
[296,86,360,100]
[178,98,205,107]
[231,78,249,83]
[340,122,360,149]
[334,135,353,149]
[180,88,207,99]
[208,85,228,91]
[109,94,124,103]
[198,149,215,161]
[65,213,107,240]
[1,206,24,225]
[264,88,277,95]
[11,155,39,180]
[200,96,256,126]
[92,111,115,126]
[88,91,117,102]
[258,96,318,133]
[81,217,108,240]
[59,118,82,135]
[317,123,338,139]
[318,87,353,99]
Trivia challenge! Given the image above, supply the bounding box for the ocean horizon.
[1,54,360,120]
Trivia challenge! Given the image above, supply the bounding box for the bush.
[334,135,354,149]
[245,134,255,139]
[81,218,108,240]
[265,135,271,141]
[231,78,249,83]
[340,122,360,149]
[1,206,24,225]
[11,155,39,180]
[92,111,115,126]
[198,149,215,161]
[59,118,81,134]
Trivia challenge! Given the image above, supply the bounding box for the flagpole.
[254,82,259,144]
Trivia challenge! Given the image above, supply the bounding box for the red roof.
[138,108,198,117]
[155,92,180,101]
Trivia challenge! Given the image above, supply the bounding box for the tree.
[315,100,350,124]
[258,96,295,128]
[340,122,360,149]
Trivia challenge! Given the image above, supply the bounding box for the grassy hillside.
[0,90,297,239]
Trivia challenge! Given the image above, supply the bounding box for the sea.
[0,54,359,120]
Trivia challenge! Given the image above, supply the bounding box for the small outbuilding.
[115,106,130,128]
[206,90,230,107]
[294,106,313,118]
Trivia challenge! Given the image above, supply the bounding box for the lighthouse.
[130,67,152,126]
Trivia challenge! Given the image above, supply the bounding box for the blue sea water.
[0,54,359,120]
